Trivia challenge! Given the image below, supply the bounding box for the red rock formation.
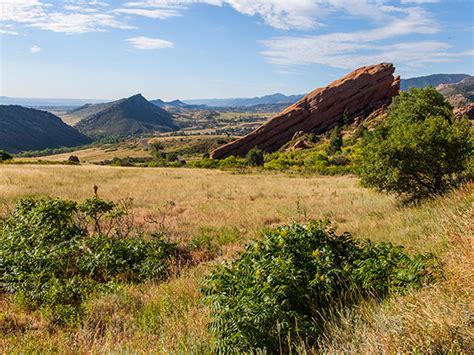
[454,103,474,120]
[211,63,400,159]
[289,139,309,151]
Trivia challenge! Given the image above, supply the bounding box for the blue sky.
[0,0,473,100]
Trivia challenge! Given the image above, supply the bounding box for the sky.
[0,0,473,100]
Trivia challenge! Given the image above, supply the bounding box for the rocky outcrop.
[210,63,400,159]
[454,103,474,120]
[437,77,474,108]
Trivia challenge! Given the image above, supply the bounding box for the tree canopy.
[358,87,472,200]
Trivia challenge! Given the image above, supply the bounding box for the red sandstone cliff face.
[210,63,400,159]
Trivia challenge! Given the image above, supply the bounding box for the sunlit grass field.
[0,164,472,352]
[0,164,450,250]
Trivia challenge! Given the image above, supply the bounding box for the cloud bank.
[0,0,471,72]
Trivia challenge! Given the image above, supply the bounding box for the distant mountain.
[76,94,178,138]
[0,105,91,153]
[400,74,471,91]
[0,96,105,107]
[184,93,304,108]
[167,99,188,108]
[151,99,166,107]
[437,77,474,108]
[150,98,189,109]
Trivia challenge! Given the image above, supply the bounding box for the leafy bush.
[149,141,165,156]
[307,133,320,144]
[68,155,80,164]
[328,154,350,166]
[0,150,13,161]
[191,157,219,169]
[0,197,176,321]
[354,124,367,139]
[326,126,343,155]
[217,156,247,169]
[359,87,472,200]
[97,156,155,167]
[202,221,438,352]
[246,147,264,167]
[264,153,300,170]
[262,149,354,175]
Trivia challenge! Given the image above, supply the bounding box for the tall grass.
[318,185,473,353]
[0,165,471,353]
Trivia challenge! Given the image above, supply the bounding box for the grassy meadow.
[0,164,472,352]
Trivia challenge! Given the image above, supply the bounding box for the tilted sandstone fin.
[210,63,400,159]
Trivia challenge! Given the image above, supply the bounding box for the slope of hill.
[400,74,471,91]
[58,101,116,126]
[184,93,304,107]
[437,77,474,108]
[0,105,91,153]
[76,94,178,138]
[67,102,115,118]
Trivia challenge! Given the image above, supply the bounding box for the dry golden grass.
[16,143,150,164]
[318,186,473,353]
[14,135,230,164]
[0,164,451,251]
[0,165,472,353]
[58,113,83,126]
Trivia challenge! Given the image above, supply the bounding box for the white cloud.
[0,24,18,35]
[88,0,109,6]
[0,0,468,72]
[113,8,181,19]
[123,0,325,30]
[0,0,133,34]
[400,0,439,3]
[261,10,472,72]
[0,0,447,35]
[126,36,174,49]
[0,0,48,23]
[121,0,442,30]
[29,12,135,34]
[30,45,41,53]
[63,5,99,12]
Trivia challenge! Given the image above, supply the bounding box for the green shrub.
[246,147,264,167]
[217,156,247,169]
[68,155,80,164]
[329,154,350,166]
[202,221,438,352]
[0,150,13,161]
[188,226,240,253]
[354,124,367,139]
[264,152,302,170]
[0,197,176,321]
[326,126,343,155]
[307,133,320,144]
[191,157,219,169]
[111,156,133,166]
[150,141,164,155]
[166,152,179,162]
[359,87,472,200]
